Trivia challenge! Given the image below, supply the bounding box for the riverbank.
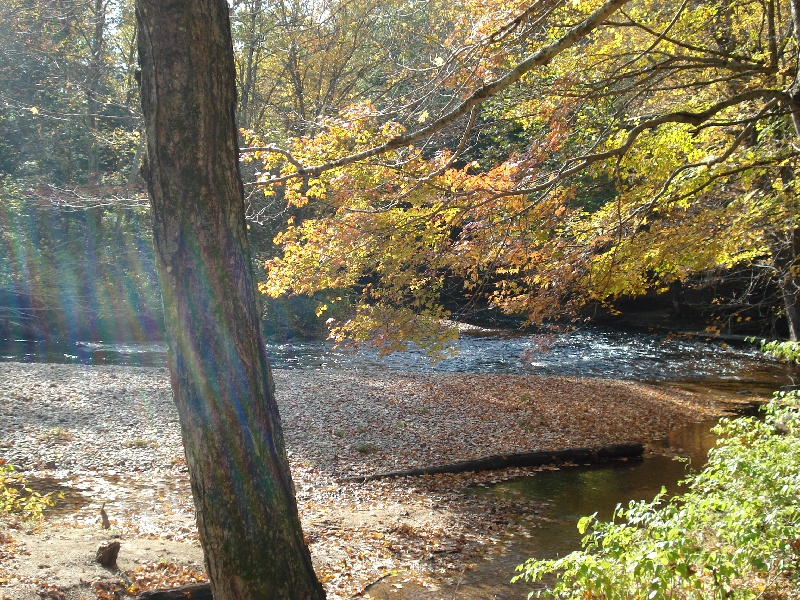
[0,362,756,599]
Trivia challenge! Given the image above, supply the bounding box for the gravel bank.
[0,361,732,477]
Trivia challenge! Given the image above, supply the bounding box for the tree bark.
[135,1,325,598]
[789,0,800,137]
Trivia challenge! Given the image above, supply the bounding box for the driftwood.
[343,442,644,483]
[136,583,213,599]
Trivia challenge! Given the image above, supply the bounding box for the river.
[1,327,797,392]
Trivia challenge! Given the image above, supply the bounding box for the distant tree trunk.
[237,0,262,130]
[135,1,325,598]
[784,284,800,341]
[86,0,106,185]
[785,0,800,341]
[669,279,685,320]
[789,0,800,138]
[126,132,145,189]
[780,226,800,341]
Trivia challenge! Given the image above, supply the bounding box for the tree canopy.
[246,0,800,344]
[0,0,140,185]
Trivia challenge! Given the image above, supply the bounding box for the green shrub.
[355,442,377,454]
[513,391,800,599]
[757,339,800,364]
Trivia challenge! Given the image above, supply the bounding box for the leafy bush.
[757,339,800,364]
[0,463,59,520]
[513,391,800,599]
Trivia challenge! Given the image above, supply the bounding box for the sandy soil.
[0,361,756,599]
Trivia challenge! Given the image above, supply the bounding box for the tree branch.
[244,0,632,185]
[610,14,774,67]
[466,89,786,202]
[240,145,306,172]
[615,0,689,73]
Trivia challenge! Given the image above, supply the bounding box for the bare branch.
[616,0,690,73]
[410,106,479,183]
[486,0,566,45]
[240,145,305,172]
[245,0,632,186]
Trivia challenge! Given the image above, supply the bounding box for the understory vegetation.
[757,340,800,364]
[514,390,800,599]
[0,462,59,521]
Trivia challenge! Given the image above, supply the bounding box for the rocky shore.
[0,361,748,599]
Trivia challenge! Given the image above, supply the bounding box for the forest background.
[1,0,799,348]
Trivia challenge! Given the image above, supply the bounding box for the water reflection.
[368,420,721,600]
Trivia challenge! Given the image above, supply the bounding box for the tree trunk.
[784,0,800,341]
[789,0,800,137]
[86,0,105,185]
[669,279,685,319]
[237,0,262,130]
[135,1,325,598]
[780,226,800,341]
[784,283,800,341]
[344,443,644,482]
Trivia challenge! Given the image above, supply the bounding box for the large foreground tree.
[135,0,325,597]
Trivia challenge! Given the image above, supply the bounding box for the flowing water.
[1,327,797,392]
[3,328,798,598]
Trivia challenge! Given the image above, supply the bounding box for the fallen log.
[136,583,212,599]
[343,442,644,483]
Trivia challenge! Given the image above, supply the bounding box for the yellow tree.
[254,0,800,343]
[231,0,455,135]
[532,0,800,338]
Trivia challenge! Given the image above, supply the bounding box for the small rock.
[95,540,121,567]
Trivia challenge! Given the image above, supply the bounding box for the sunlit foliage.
[757,339,800,363]
[0,463,59,521]
[253,0,800,347]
